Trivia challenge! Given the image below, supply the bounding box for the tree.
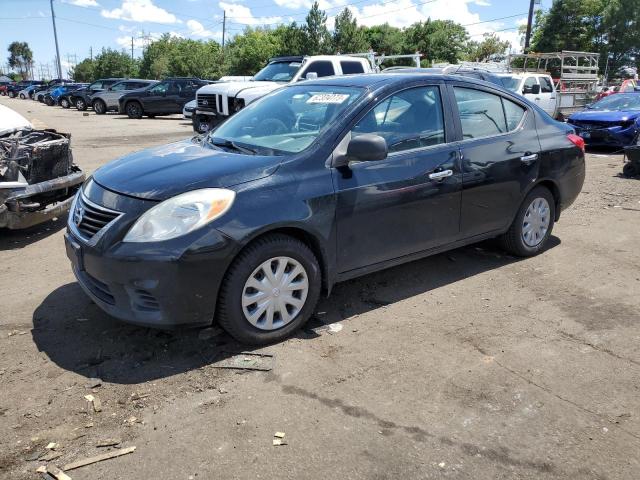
[600,0,640,79]
[466,34,511,62]
[304,2,331,55]
[69,58,95,82]
[333,8,368,54]
[169,40,223,79]
[404,19,469,64]
[139,34,179,79]
[93,48,137,78]
[272,23,308,56]
[224,27,280,75]
[362,24,403,56]
[8,41,33,79]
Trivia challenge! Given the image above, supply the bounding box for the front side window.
[89,81,103,90]
[211,85,363,154]
[253,61,302,82]
[352,86,445,153]
[301,61,335,79]
[540,77,554,93]
[454,87,526,139]
[111,82,128,91]
[149,82,169,94]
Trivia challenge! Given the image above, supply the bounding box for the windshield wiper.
[208,138,257,155]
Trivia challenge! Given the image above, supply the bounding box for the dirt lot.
[1,95,639,480]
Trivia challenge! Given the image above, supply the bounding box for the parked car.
[69,78,125,111]
[90,79,158,114]
[35,81,72,103]
[183,99,196,119]
[0,82,13,96]
[568,93,640,147]
[596,79,637,101]
[20,84,44,99]
[496,73,557,117]
[44,83,88,106]
[6,80,41,98]
[57,83,91,108]
[193,56,373,132]
[65,73,585,344]
[118,78,209,119]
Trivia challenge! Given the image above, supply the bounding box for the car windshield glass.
[210,85,363,154]
[253,61,302,82]
[500,76,521,92]
[591,94,640,111]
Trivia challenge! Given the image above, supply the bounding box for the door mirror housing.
[523,84,541,95]
[305,72,318,80]
[344,134,388,163]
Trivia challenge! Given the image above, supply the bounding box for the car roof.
[301,72,484,88]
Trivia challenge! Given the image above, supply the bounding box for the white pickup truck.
[193,55,373,133]
[496,73,558,117]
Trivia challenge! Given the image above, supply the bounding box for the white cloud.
[186,19,219,38]
[63,0,100,7]
[102,0,180,24]
[472,0,491,6]
[219,2,281,25]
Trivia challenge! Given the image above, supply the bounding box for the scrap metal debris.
[273,432,287,446]
[83,394,102,412]
[0,128,84,229]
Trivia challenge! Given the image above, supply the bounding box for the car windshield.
[590,94,640,111]
[500,76,521,92]
[253,61,302,82]
[210,85,364,154]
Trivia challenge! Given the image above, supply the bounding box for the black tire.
[76,98,87,111]
[622,162,638,178]
[125,101,143,119]
[217,234,321,345]
[8,91,16,98]
[60,97,70,108]
[193,114,212,134]
[93,99,107,114]
[499,186,556,257]
[19,93,26,99]
[45,96,54,106]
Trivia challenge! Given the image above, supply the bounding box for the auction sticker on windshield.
[307,94,350,104]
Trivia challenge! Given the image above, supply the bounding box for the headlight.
[123,188,235,243]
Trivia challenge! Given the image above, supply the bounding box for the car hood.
[569,109,640,123]
[92,138,282,201]
[197,81,281,97]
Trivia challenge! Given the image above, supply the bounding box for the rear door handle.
[520,153,538,164]
[429,169,453,180]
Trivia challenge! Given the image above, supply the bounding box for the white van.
[497,73,557,117]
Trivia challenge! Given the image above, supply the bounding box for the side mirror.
[344,134,388,163]
[305,72,318,80]
[531,84,541,95]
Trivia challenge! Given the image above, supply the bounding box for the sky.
[0,0,553,78]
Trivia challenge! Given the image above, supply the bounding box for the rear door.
[333,83,462,273]
[449,83,541,238]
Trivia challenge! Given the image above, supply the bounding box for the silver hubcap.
[522,197,550,247]
[242,256,309,331]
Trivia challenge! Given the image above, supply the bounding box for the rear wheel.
[76,98,87,111]
[19,93,26,99]
[45,96,54,106]
[125,101,143,119]
[623,162,638,178]
[8,91,16,98]
[217,234,321,345]
[93,99,107,115]
[499,186,555,257]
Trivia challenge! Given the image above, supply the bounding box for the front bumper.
[572,123,639,147]
[64,187,238,328]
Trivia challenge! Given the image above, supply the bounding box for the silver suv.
[91,79,158,114]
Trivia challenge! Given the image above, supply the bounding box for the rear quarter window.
[340,61,365,74]
[303,61,335,78]
[540,76,554,93]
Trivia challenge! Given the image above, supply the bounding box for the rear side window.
[90,81,103,90]
[540,76,554,93]
[454,87,526,138]
[111,82,127,91]
[303,61,335,78]
[352,86,445,153]
[340,61,365,74]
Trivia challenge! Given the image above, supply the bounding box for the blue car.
[44,83,88,106]
[568,93,640,147]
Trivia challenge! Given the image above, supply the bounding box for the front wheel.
[499,186,555,257]
[8,91,16,98]
[217,234,321,345]
[19,93,26,99]
[44,96,54,106]
[623,162,638,178]
[76,98,87,111]
[125,101,143,119]
[93,99,106,114]
[60,97,70,108]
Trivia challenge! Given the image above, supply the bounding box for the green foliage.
[333,8,368,54]
[272,23,307,56]
[304,2,332,55]
[224,27,280,75]
[363,24,403,56]
[69,58,96,82]
[404,19,469,64]
[93,48,137,79]
[7,41,33,79]
[465,34,511,62]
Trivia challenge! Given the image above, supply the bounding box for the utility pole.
[131,37,134,61]
[222,10,226,49]
[524,0,535,53]
[90,46,93,61]
[49,0,63,79]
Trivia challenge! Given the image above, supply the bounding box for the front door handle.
[429,169,453,180]
[520,153,538,164]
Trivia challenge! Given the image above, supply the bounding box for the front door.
[449,84,541,238]
[333,84,462,273]
[144,82,170,113]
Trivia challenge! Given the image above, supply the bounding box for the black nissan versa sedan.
[65,73,585,344]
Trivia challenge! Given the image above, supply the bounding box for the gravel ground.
[1,95,639,480]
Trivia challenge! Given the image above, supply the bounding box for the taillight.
[567,133,585,153]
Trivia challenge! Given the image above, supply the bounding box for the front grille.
[81,271,115,304]
[130,288,160,312]
[73,195,121,240]
[572,120,614,130]
[197,94,218,110]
